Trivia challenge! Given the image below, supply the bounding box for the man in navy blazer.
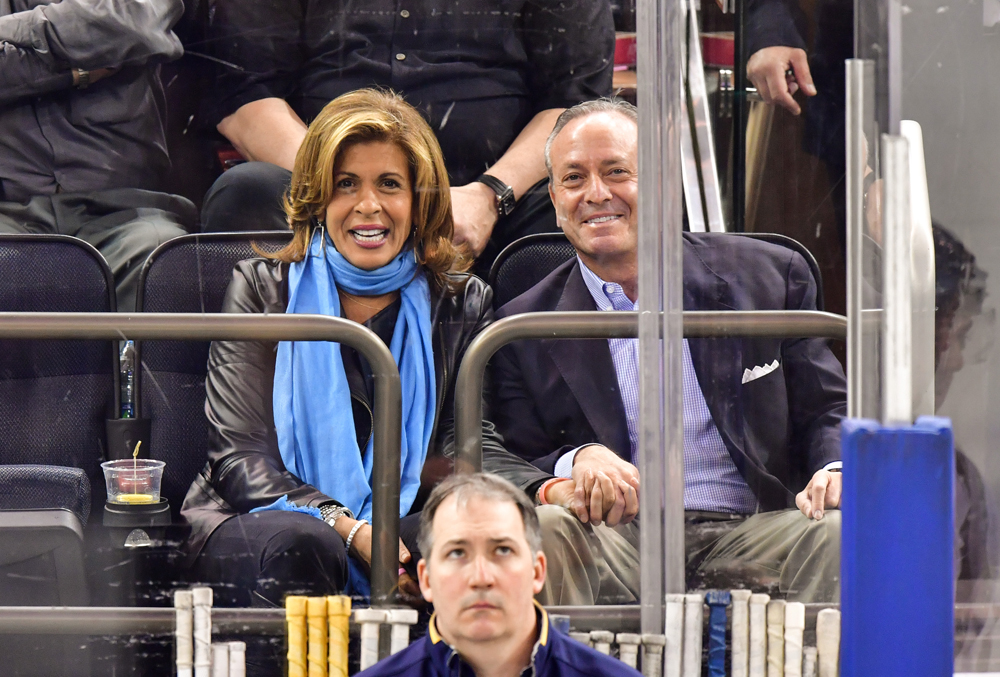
[491,99,847,604]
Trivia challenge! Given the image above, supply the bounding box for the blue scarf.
[273,230,436,596]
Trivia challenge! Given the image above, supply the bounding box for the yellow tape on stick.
[307,597,328,677]
[327,596,351,677]
[286,596,308,677]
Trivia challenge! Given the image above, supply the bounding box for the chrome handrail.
[0,312,402,607]
[454,309,848,472]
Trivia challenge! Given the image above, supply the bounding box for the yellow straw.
[132,439,141,478]
[327,596,351,677]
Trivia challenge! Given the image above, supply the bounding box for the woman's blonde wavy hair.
[264,88,469,292]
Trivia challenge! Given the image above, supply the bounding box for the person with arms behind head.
[181,91,553,669]
[357,473,641,677]
[0,0,194,310]
[198,0,614,272]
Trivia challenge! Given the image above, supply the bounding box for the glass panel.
[1,0,862,672]
[898,0,1000,667]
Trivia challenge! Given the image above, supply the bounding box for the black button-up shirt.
[207,0,615,185]
[0,0,184,203]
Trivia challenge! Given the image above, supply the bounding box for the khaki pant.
[535,506,840,605]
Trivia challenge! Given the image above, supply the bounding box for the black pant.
[201,161,558,274]
[192,509,422,608]
[191,510,422,676]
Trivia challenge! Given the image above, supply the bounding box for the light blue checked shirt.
[553,259,759,514]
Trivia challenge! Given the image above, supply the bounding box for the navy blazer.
[491,232,847,512]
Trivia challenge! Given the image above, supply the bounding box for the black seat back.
[0,234,116,512]
[135,232,292,514]
[734,232,825,311]
[488,233,577,309]
[488,232,825,311]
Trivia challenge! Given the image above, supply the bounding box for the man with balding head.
[491,99,848,604]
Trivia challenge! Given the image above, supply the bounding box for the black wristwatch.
[476,174,516,218]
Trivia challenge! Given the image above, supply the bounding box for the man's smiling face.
[548,111,638,270]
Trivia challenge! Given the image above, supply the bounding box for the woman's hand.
[336,518,411,572]
[450,182,498,256]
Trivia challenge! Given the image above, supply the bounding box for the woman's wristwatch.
[319,504,354,529]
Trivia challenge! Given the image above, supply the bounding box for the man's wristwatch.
[475,174,516,218]
[319,504,354,529]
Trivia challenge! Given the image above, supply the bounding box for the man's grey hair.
[417,473,543,562]
[544,98,638,179]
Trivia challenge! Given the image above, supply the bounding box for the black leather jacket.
[180,258,551,561]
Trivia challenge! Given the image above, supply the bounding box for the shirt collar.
[577,256,637,312]
[428,601,550,675]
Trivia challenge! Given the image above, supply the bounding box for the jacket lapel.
[683,242,750,473]
[547,262,632,461]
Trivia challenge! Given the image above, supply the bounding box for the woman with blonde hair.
[180,90,549,617]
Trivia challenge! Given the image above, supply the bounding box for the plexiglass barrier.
[9,0,988,671]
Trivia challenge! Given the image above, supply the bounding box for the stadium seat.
[488,233,577,309]
[487,231,825,311]
[0,234,116,675]
[134,232,292,515]
[0,234,116,517]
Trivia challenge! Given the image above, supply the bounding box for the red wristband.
[538,478,571,505]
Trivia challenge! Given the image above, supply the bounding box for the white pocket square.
[742,360,780,384]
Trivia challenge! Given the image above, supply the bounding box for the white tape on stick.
[641,634,666,677]
[664,593,684,677]
[815,608,840,677]
[227,641,246,677]
[192,587,213,677]
[783,602,805,677]
[766,600,785,677]
[590,630,615,655]
[731,590,752,677]
[748,593,770,677]
[174,590,194,677]
[211,643,229,677]
[354,609,389,671]
[682,593,704,677]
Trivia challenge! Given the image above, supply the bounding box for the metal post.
[846,59,870,419]
[0,312,402,607]
[638,0,685,632]
[732,0,746,231]
[879,137,912,424]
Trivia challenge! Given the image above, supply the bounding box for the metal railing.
[454,309,848,471]
[0,312,403,607]
[4,602,996,636]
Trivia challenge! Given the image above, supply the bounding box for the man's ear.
[547,183,560,226]
[417,559,434,604]
[532,550,547,596]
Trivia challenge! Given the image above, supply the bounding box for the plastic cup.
[101,459,165,505]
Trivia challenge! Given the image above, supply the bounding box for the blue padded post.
[841,416,954,677]
[549,614,570,634]
[704,590,730,677]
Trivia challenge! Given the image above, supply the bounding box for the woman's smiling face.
[325,140,414,270]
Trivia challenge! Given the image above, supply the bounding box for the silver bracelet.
[345,519,368,554]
